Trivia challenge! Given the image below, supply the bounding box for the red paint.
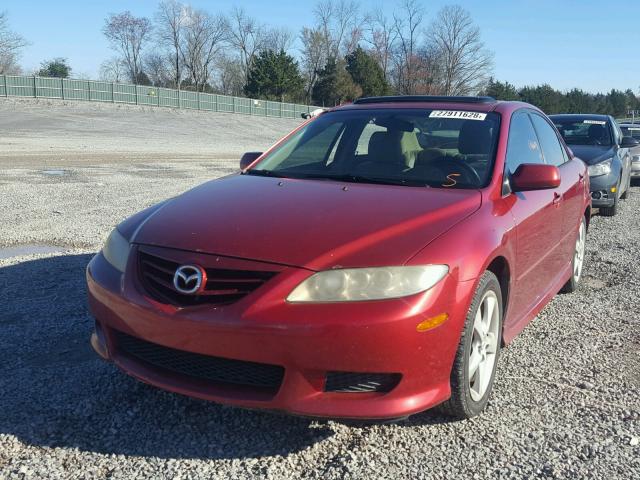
[87,99,590,419]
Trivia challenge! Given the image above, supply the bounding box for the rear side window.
[505,111,543,176]
[530,113,566,167]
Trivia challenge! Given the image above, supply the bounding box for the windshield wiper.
[290,172,431,187]
[242,169,289,178]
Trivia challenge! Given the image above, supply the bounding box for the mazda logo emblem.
[173,264,205,294]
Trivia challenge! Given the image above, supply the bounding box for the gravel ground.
[0,99,639,479]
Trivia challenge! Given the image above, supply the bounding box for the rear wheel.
[440,271,502,419]
[561,217,586,293]
[600,181,619,217]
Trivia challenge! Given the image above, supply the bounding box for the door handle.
[553,192,562,204]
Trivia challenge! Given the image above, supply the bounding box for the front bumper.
[87,249,475,420]
[588,171,618,207]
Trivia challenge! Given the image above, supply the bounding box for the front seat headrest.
[458,121,493,155]
[587,124,606,141]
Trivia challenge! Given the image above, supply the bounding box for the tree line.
[1,3,639,117]
[484,79,640,119]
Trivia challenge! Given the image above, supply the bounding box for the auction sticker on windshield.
[429,110,487,121]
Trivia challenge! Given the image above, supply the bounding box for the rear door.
[504,110,564,326]
[529,112,583,264]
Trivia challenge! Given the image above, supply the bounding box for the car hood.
[568,145,616,165]
[133,174,481,270]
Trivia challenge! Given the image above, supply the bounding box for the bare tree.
[103,11,152,84]
[0,11,27,74]
[215,54,245,96]
[392,0,425,94]
[155,0,187,89]
[99,56,126,82]
[427,5,493,95]
[180,8,227,91]
[313,0,362,58]
[365,7,396,81]
[144,52,172,86]
[227,7,266,86]
[263,26,295,53]
[300,26,331,102]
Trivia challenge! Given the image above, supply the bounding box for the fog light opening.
[416,313,449,332]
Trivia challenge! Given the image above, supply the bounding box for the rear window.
[552,118,613,146]
[621,125,640,140]
[251,109,501,189]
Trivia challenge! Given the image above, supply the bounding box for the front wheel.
[439,271,503,419]
[561,216,586,293]
[620,174,630,200]
[600,181,620,216]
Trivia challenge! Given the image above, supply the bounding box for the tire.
[600,182,619,217]
[561,216,587,293]
[439,271,503,419]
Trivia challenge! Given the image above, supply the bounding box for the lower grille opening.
[325,372,401,393]
[115,331,285,394]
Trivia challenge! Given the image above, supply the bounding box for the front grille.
[137,248,277,307]
[115,331,285,393]
[325,372,402,393]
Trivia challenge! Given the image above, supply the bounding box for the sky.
[4,0,640,93]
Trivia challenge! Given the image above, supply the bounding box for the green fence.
[0,74,317,119]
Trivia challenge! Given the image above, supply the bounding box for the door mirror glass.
[240,152,262,170]
[511,163,561,192]
[620,136,640,148]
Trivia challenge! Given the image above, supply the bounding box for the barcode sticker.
[583,120,606,125]
[429,110,487,121]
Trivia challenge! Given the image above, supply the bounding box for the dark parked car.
[550,114,635,216]
[88,96,591,420]
[618,123,640,183]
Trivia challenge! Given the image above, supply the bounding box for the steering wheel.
[422,156,482,186]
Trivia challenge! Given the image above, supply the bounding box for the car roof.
[549,113,611,122]
[333,96,534,115]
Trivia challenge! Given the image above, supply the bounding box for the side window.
[530,113,567,167]
[277,122,344,169]
[505,111,543,177]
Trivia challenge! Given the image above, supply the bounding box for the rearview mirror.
[511,164,561,192]
[620,136,640,148]
[240,151,262,170]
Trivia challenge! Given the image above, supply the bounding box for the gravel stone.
[0,99,639,479]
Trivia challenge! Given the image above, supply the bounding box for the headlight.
[102,228,130,273]
[287,265,449,302]
[587,158,612,177]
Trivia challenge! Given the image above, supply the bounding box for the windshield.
[248,108,501,189]
[621,125,640,140]
[553,118,613,146]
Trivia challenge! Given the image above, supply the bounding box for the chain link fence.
[0,75,316,119]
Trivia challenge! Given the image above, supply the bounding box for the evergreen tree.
[312,57,361,106]
[37,58,71,78]
[244,50,304,102]
[345,47,390,97]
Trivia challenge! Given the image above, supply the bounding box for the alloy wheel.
[573,220,586,283]
[468,290,500,401]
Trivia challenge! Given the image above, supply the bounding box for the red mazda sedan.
[87,96,590,420]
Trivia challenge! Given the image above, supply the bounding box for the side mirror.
[511,164,561,192]
[620,136,640,148]
[240,151,262,170]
